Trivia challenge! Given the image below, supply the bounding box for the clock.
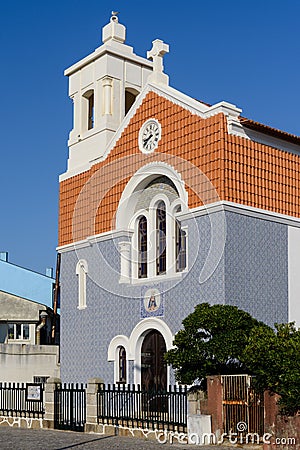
[139,119,161,153]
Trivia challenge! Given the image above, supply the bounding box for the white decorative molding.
[226,116,250,139]
[76,259,88,310]
[116,161,188,230]
[118,241,131,283]
[57,229,134,253]
[88,229,134,243]
[107,334,130,384]
[107,321,174,385]
[205,100,241,118]
[129,318,174,385]
[183,200,300,228]
[57,201,300,254]
[107,335,130,360]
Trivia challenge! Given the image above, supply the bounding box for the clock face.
[139,119,161,153]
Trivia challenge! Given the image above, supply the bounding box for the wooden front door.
[141,330,167,392]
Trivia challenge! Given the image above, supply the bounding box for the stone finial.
[147,39,169,85]
[111,11,119,21]
[102,12,126,44]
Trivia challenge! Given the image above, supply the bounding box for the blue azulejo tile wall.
[60,210,288,383]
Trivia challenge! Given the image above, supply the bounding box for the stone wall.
[0,344,60,383]
[264,391,299,449]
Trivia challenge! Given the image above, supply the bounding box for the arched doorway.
[141,330,167,392]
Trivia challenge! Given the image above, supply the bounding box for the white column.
[69,92,81,143]
[166,211,175,275]
[288,226,300,328]
[149,208,157,278]
[102,77,113,115]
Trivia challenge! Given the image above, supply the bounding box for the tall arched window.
[87,93,94,130]
[83,90,94,130]
[156,201,166,275]
[76,259,88,309]
[118,346,127,383]
[176,221,186,272]
[138,216,147,278]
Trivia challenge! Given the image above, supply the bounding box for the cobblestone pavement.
[0,427,250,449]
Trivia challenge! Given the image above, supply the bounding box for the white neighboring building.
[0,291,60,383]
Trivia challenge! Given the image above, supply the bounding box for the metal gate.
[222,375,264,436]
[54,383,86,432]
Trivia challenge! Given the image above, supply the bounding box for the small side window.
[118,346,127,383]
[176,222,186,272]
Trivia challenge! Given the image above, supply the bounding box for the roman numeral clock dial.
[139,119,161,153]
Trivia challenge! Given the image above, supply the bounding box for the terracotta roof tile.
[58,91,300,247]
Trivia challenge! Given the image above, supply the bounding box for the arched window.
[176,221,186,272]
[87,93,94,130]
[83,90,94,130]
[156,201,166,275]
[118,346,127,383]
[125,88,139,115]
[138,216,147,278]
[76,259,88,309]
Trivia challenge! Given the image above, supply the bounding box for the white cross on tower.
[147,39,169,85]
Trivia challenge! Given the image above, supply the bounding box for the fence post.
[43,377,61,429]
[85,377,105,433]
[187,389,212,444]
[206,375,223,440]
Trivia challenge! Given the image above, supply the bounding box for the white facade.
[288,226,300,328]
[64,13,153,176]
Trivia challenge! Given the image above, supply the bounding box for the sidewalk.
[0,427,254,449]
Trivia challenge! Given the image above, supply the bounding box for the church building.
[58,13,300,385]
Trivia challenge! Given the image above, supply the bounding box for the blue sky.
[1,0,299,274]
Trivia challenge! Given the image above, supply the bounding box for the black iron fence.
[0,382,44,418]
[97,383,187,432]
[54,383,86,432]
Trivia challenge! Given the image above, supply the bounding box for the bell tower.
[63,13,154,178]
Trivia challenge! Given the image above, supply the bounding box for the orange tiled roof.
[58,91,300,247]
[240,117,300,145]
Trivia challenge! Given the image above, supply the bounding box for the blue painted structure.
[0,253,55,308]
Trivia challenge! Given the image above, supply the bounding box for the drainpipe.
[36,311,48,345]
[51,252,61,343]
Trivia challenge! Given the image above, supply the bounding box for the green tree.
[165,302,267,388]
[243,322,300,416]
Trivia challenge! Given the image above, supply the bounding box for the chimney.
[46,267,53,278]
[0,252,8,262]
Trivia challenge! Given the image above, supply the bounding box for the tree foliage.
[165,302,300,415]
[164,302,267,388]
[243,322,300,416]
